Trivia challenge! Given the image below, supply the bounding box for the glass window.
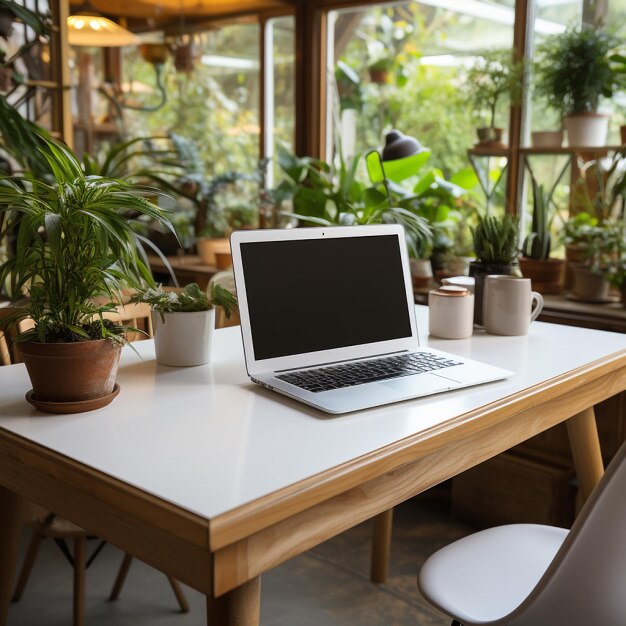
[328,1,515,178]
[265,15,295,186]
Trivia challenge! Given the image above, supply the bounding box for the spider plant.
[0,134,177,343]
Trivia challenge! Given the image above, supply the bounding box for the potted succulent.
[469,214,520,324]
[0,135,176,411]
[519,177,565,294]
[465,50,524,146]
[535,26,618,147]
[131,282,237,367]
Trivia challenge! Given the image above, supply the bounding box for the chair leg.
[109,552,133,601]
[12,532,44,602]
[167,576,190,613]
[73,537,86,626]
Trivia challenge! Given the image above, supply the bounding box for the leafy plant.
[274,146,432,258]
[465,50,524,128]
[535,26,619,118]
[563,214,623,269]
[131,282,238,321]
[0,134,176,343]
[522,177,552,259]
[472,214,519,266]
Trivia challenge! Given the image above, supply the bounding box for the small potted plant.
[465,50,524,146]
[131,282,237,367]
[469,214,520,324]
[564,218,622,302]
[0,135,176,411]
[519,176,565,293]
[535,26,618,147]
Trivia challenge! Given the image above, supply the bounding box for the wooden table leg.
[206,576,261,626]
[567,406,605,505]
[0,485,23,626]
[370,508,394,584]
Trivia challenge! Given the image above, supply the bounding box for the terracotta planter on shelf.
[410,258,433,288]
[18,339,121,403]
[571,265,610,302]
[531,130,564,148]
[469,261,520,325]
[196,237,230,266]
[564,113,609,147]
[519,257,566,295]
[476,127,504,147]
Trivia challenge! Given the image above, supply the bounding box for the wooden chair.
[1,307,189,626]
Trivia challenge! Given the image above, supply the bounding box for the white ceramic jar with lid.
[428,285,474,339]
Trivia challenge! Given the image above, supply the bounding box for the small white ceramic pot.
[564,113,609,147]
[151,309,215,367]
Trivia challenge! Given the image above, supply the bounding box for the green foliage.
[535,26,619,117]
[0,134,176,343]
[471,214,519,265]
[522,177,552,260]
[275,145,432,258]
[0,0,49,37]
[563,214,623,269]
[0,94,52,177]
[465,50,524,128]
[131,282,238,321]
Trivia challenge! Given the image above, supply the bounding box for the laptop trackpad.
[382,373,455,394]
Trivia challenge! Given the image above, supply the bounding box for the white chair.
[418,440,626,626]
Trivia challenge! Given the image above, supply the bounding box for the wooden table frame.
[1,350,624,625]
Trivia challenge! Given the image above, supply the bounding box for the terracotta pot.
[18,339,121,403]
[410,258,433,288]
[571,265,610,302]
[531,130,563,148]
[519,257,566,295]
[196,237,230,266]
[139,43,169,65]
[215,251,232,270]
[564,113,609,147]
[469,261,520,325]
[476,127,504,146]
[564,244,589,290]
[369,68,389,84]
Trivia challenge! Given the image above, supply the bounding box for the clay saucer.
[25,384,120,414]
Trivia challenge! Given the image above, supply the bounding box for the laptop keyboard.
[276,352,462,393]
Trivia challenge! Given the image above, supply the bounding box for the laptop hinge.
[274,349,410,373]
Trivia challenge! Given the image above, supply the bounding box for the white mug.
[483,275,544,336]
[428,286,474,339]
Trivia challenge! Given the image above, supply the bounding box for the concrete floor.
[8,492,473,626]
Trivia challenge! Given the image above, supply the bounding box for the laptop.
[230,225,512,414]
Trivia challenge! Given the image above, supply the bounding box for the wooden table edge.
[209,351,626,552]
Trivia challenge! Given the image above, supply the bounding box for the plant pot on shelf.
[196,237,230,266]
[564,243,589,290]
[18,339,121,405]
[564,113,609,147]
[476,127,504,147]
[531,130,564,148]
[519,257,566,295]
[469,261,520,325]
[151,309,215,367]
[570,265,610,302]
[215,251,232,270]
[410,258,433,288]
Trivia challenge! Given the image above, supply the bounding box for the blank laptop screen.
[240,234,413,361]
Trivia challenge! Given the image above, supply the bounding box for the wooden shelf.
[520,144,625,155]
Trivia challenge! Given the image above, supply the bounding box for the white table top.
[0,307,624,520]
